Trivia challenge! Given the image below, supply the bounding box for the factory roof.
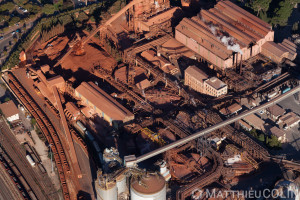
[243,114,265,130]
[261,41,289,58]
[177,18,232,59]
[205,77,227,90]
[279,39,297,60]
[279,112,300,127]
[266,104,285,117]
[220,103,242,115]
[40,64,50,74]
[239,120,252,130]
[142,7,181,27]
[269,126,285,138]
[141,50,178,74]
[185,65,208,82]
[176,0,273,59]
[47,75,65,87]
[131,174,165,194]
[136,79,151,90]
[0,100,19,118]
[75,82,134,122]
[65,102,80,115]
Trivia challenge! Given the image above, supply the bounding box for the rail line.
[6,73,70,200]
[126,85,300,166]
[0,146,35,200]
[176,149,223,199]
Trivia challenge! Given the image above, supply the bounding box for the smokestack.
[240,55,243,75]
[232,53,235,65]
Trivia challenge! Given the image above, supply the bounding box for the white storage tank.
[130,173,166,200]
[26,155,35,167]
[116,173,127,195]
[96,172,118,200]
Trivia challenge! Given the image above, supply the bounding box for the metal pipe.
[126,85,300,167]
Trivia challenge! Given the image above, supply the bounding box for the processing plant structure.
[2,0,300,200]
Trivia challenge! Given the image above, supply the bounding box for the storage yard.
[0,0,300,200]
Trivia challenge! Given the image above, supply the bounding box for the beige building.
[185,65,227,97]
[243,114,265,131]
[75,82,134,126]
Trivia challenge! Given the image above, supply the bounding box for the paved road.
[0,119,59,200]
[0,20,34,65]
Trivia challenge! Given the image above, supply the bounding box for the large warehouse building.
[75,82,134,126]
[175,0,275,69]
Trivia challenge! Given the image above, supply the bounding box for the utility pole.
[49,144,53,173]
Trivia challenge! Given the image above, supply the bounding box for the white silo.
[130,173,166,200]
[116,173,127,195]
[95,171,118,200]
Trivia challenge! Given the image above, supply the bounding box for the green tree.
[42,4,56,15]
[4,97,10,102]
[271,0,297,26]
[0,2,15,12]
[267,135,281,148]
[9,16,21,26]
[250,129,258,138]
[258,133,265,142]
[30,118,36,127]
[250,0,272,16]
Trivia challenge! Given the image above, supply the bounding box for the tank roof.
[131,173,165,194]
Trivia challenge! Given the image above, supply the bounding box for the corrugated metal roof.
[75,82,134,121]
[0,100,19,118]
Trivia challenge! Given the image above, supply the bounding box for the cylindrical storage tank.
[96,174,117,200]
[116,173,127,195]
[130,173,166,200]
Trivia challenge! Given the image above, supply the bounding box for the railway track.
[0,146,37,200]
[176,149,223,199]
[6,72,71,200]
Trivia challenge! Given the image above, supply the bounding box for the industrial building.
[141,50,181,77]
[220,103,242,116]
[278,112,300,129]
[243,114,265,131]
[175,0,275,69]
[0,100,19,122]
[75,82,134,125]
[261,39,297,63]
[266,104,285,120]
[185,65,227,97]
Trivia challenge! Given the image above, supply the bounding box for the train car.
[18,176,31,191]
[76,121,86,132]
[24,143,33,154]
[37,164,46,174]
[85,130,95,141]
[11,165,21,177]
[30,153,39,164]
[28,191,37,200]
[93,141,101,153]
